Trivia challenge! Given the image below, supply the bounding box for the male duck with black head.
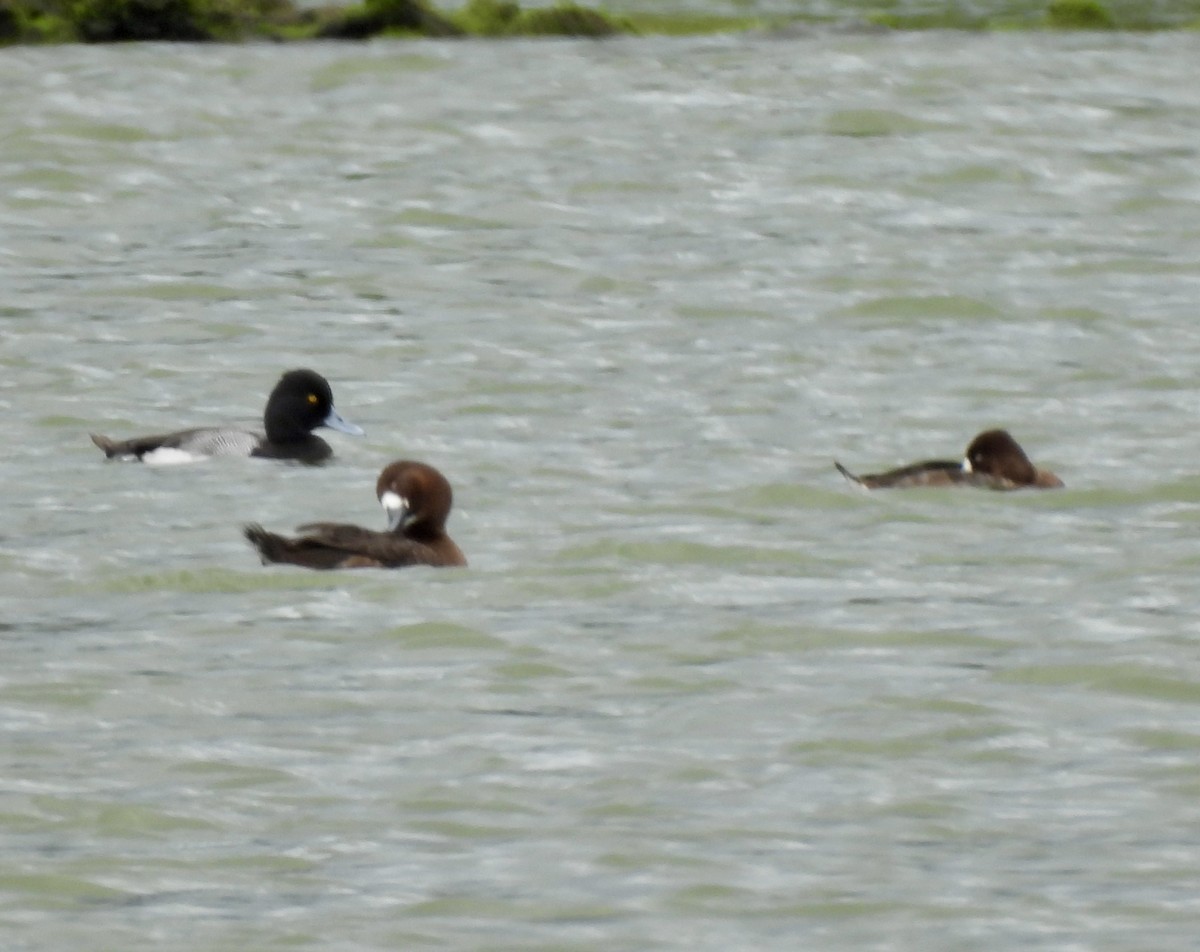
[244,460,466,570]
[836,429,1064,490]
[90,368,363,465]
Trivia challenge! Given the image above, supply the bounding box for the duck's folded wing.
[174,427,261,457]
[841,459,963,489]
[246,522,391,569]
[292,523,428,567]
[293,523,383,548]
[92,427,206,459]
[92,426,260,460]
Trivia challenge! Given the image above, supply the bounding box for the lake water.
[4,29,1200,951]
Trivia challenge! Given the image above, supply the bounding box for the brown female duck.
[836,429,1063,490]
[245,460,466,569]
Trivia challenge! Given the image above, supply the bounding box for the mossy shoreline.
[1,0,1197,45]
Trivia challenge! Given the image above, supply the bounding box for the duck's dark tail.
[244,524,289,565]
[90,432,166,460]
[90,433,121,458]
[834,461,864,486]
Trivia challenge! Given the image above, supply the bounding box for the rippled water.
[5,30,1200,951]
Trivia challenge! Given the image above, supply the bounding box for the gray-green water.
[4,31,1200,951]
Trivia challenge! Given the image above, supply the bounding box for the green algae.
[872,0,1194,31]
[315,0,462,39]
[71,0,216,41]
[1045,0,1116,28]
[455,0,626,37]
[3,0,1200,45]
[621,10,763,35]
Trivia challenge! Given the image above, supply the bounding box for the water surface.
[4,31,1200,951]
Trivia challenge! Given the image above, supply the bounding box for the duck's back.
[245,522,465,569]
[92,427,261,463]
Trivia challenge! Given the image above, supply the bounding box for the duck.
[244,460,466,569]
[835,429,1064,490]
[90,368,363,465]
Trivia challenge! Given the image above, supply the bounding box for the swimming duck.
[244,460,466,569]
[835,429,1063,490]
[90,368,363,465]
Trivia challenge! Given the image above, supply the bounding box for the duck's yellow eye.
[307,394,319,405]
